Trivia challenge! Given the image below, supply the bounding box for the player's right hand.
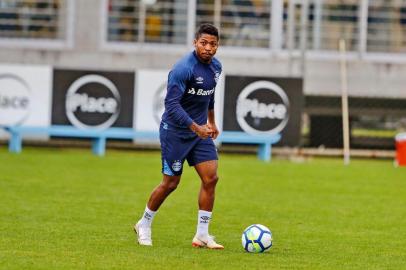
[196,124,213,139]
[190,122,213,139]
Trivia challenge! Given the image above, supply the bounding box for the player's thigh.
[194,160,218,184]
[188,138,219,183]
[186,137,218,168]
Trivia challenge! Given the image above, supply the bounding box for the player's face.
[194,34,219,63]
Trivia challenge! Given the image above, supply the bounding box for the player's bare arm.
[207,109,219,139]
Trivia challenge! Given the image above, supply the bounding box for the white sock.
[138,206,157,227]
[196,210,212,237]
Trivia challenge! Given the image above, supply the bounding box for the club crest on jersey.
[196,77,204,84]
[172,160,182,172]
[187,87,215,96]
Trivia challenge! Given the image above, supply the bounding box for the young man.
[134,23,223,249]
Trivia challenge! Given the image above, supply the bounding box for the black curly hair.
[195,23,219,40]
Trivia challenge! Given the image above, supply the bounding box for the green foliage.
[0,148,405,269]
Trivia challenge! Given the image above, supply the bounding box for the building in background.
[1,0,406,150]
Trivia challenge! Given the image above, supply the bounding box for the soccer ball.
[242,224,273,253]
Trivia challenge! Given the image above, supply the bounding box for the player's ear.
[193,39,197,46]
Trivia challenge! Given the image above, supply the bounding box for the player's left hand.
[206,123,219,139]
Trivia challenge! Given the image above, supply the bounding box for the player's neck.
[194,51,212,64]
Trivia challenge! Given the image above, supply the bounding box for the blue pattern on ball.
[242,224,273,253]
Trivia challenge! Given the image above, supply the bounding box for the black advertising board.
[52,69,134,129]
[223,76,303,146]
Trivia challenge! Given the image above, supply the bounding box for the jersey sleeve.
[209,65,221,111]
[164,65,194,127]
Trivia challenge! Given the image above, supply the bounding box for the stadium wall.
[0,0,406,98]
[1,0,406,150]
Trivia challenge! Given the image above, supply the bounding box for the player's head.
[194,23,219,63]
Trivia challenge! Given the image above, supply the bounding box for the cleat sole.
[192,241,224,249]
[192,242,205,248]
[207,245,224,250]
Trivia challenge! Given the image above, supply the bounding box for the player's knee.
[164,178,180,192]
[161,175,181,192]
[211,175,219,185]
[167,182,179,192]
[203,174,219,189]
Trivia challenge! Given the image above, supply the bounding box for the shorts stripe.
[163,159,174,176]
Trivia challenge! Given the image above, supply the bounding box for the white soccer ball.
[242,224,273,253]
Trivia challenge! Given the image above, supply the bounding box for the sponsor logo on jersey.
[196,76,204,84]
[236,80,290,135]
[0,74,31,125]
[65,74,121,129]
[187,87,215,96]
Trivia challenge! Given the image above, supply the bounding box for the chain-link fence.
[303,96,406,149]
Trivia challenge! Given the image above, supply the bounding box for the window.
[107,0,188,44]
[196,0,271,48]
[0,0,67,40]
[320,0,359,51]
[367,0,406,53]
[282,0,359,51]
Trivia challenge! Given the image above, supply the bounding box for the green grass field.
[0,147,405,270]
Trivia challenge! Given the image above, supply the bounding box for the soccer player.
[134,23,223,249]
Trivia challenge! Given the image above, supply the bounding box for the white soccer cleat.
[192,234,224,249]
[134,221,152,246]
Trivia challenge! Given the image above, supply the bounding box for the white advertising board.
[0,64,52,139]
